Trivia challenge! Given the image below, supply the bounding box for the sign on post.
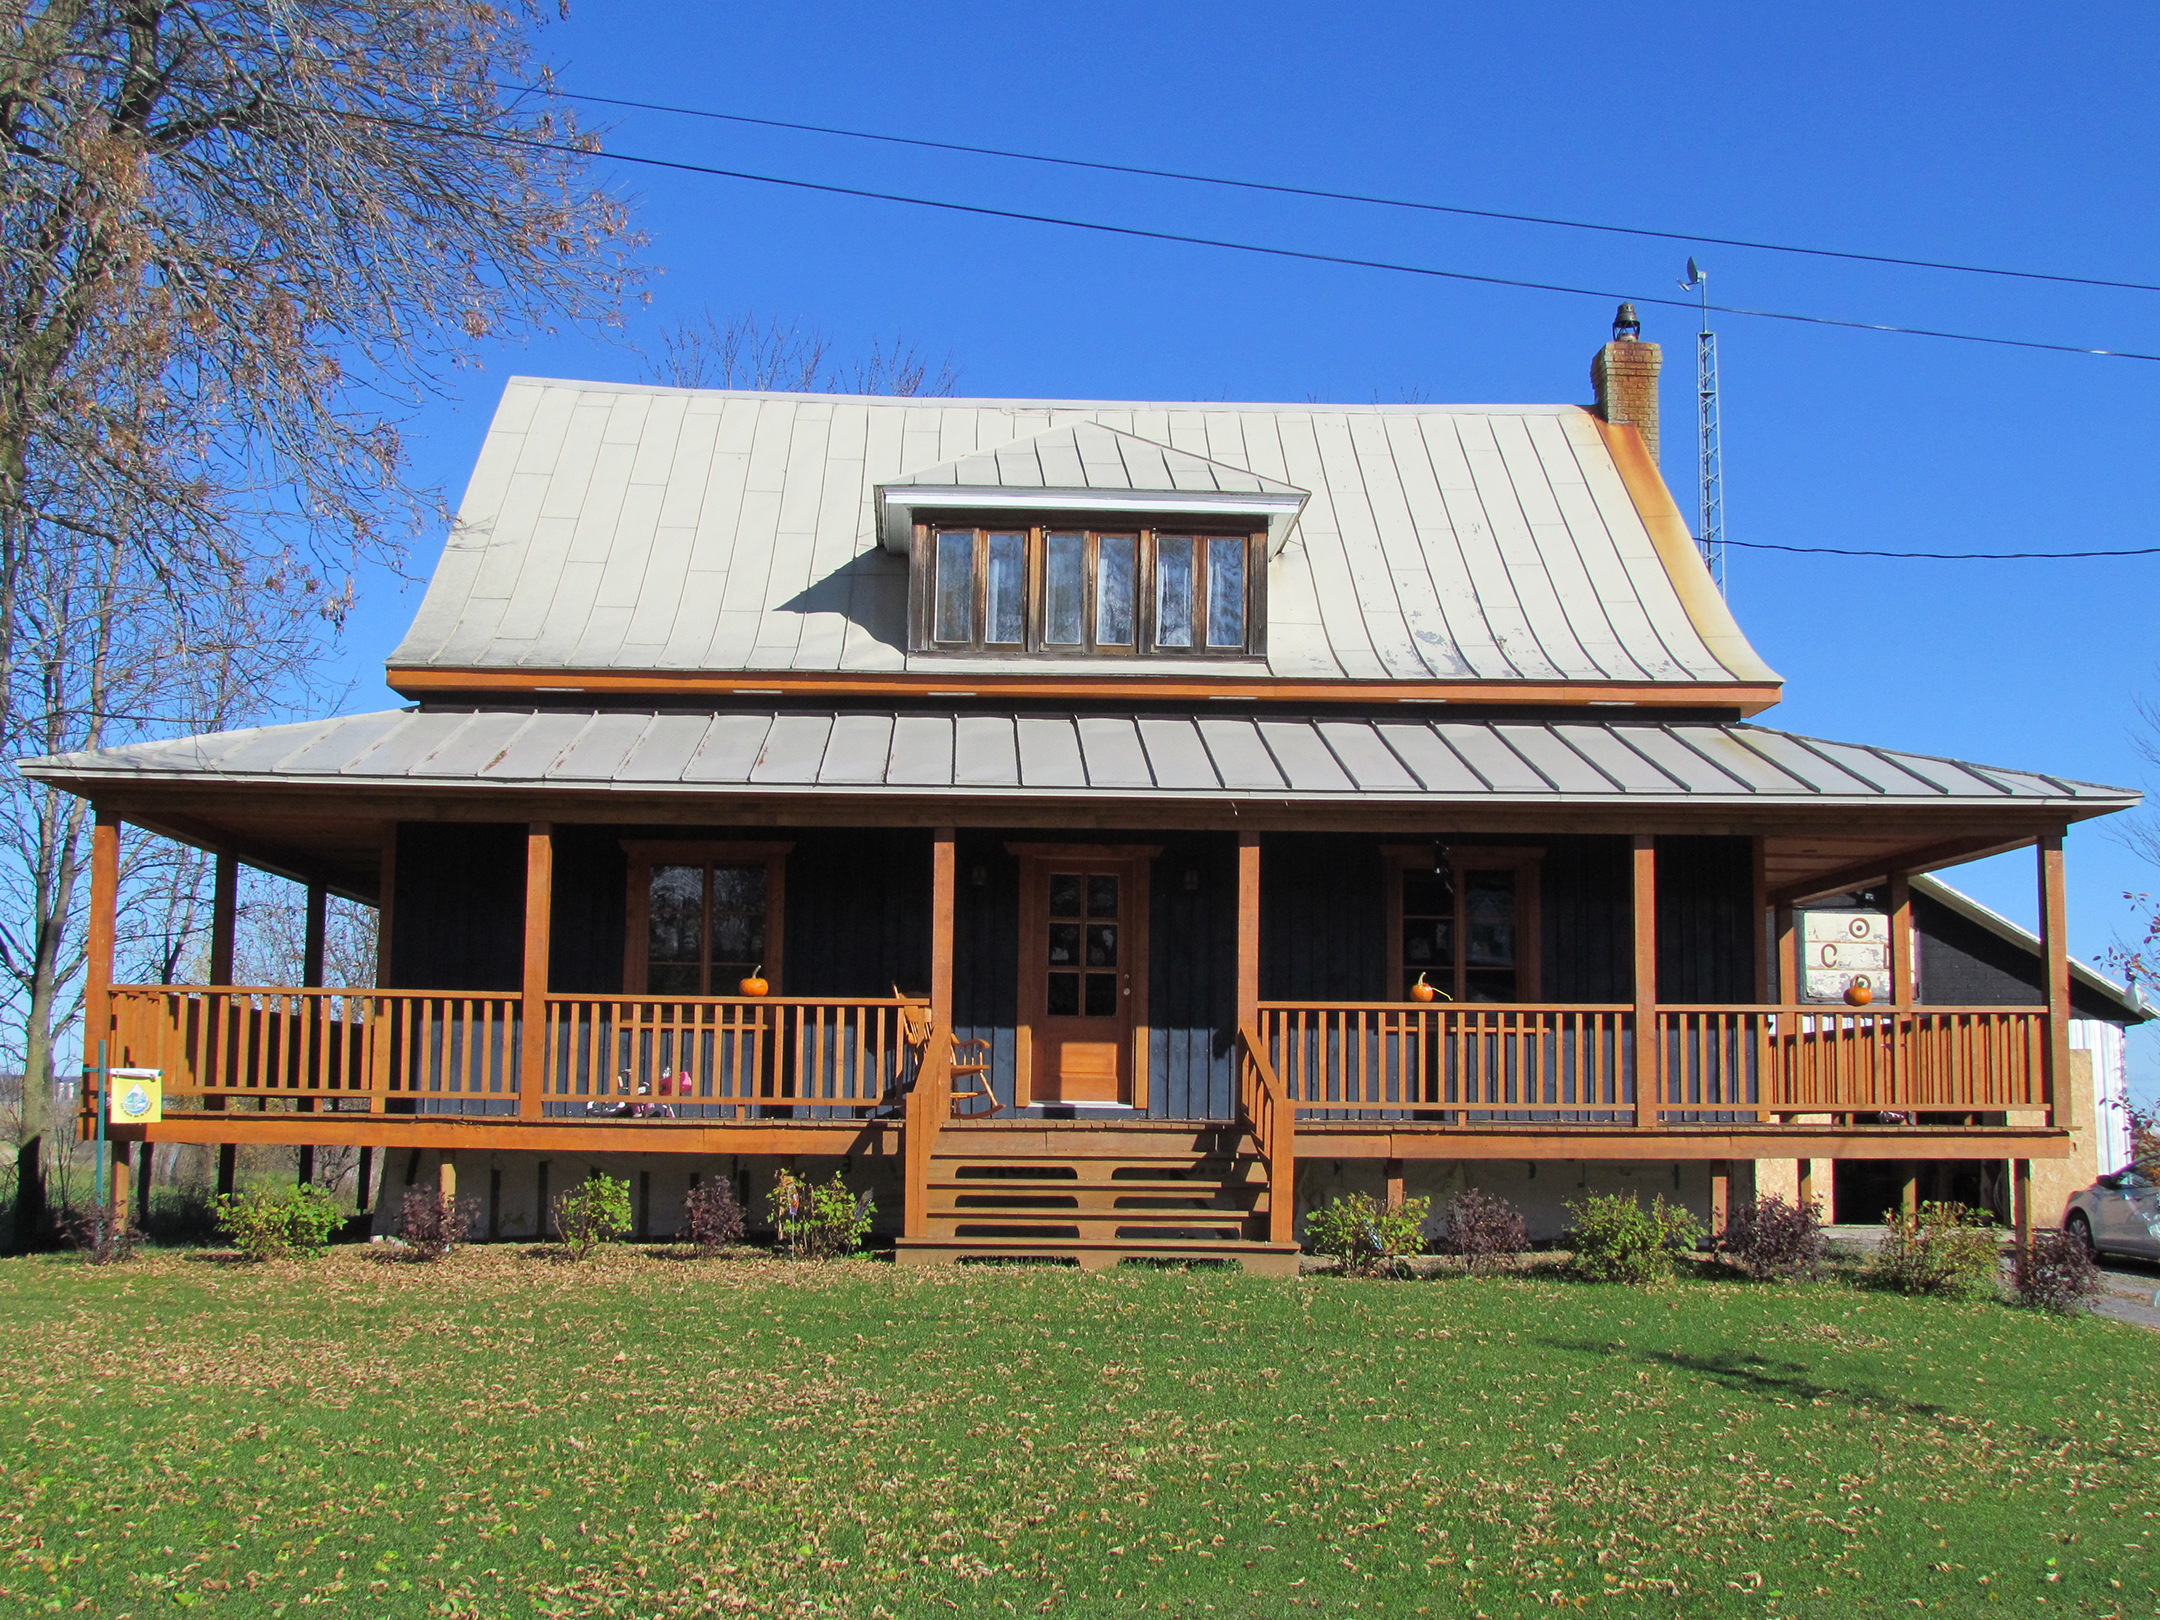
[1800,912,1889,1004]
[108,1068,162,1126]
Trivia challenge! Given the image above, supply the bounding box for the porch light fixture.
[969,864,989,888]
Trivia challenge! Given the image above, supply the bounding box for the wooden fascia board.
[1593,418,1784,688]
[1291,1124,2071,1162]
[382,664,1784,715]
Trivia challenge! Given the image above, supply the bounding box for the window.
[1385,846,1542,1003]
[915,525,1262,655]
[622,842,791,996]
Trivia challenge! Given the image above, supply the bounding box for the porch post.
[2012,1158,2033,1249]
[82,811,120,1078]
[1235,834,1260,1033]
[1709,1161,1731,1236]
[209,851,236,985]
[299,884,325,1125]
[1886,873,1913,1006]
[108,1148,130,1228]
[2036,831,2071,1128]
[1630,835,1658,1128]
[930,828,956,1034]
[519,824,553,1121]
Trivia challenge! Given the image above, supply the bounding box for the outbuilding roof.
[22,707,2131,810]
[388,380,1777,692]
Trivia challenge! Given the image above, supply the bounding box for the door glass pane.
[1047,972,1080,1016]
[1084,974,1118,1016]
[934,530,975,643]
[1085,875,1119,918]
[1085,924,1118,967]
[1048,873,1082,917]
[1206,537,1246,647]
[709,865,768,985]
[1044,531,1085,646]
[1047,923,1082,966]
[1155,535,1194,647]
[1095,533,1136,645]
[985,531,1025,645]
[648,865,704,994]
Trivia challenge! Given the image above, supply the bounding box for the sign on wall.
[1800,911,1889,1004]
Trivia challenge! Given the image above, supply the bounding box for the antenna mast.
[1680,259,1725,594]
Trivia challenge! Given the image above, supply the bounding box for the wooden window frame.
[621,840,792,996]
[910,520,1266,659]
[1382,844,1543,1003]
[1007,842,1161,1111]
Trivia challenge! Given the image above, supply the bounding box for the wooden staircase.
[894,1029,1299,1274]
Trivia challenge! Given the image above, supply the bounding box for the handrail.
[1236,1026,1295,1246]
[902,1024,953,1240]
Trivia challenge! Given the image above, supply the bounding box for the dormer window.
[915,524,1262,656]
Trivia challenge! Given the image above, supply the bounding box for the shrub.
[63,1207,141,1265]
[553,1176,633,1260]
[1565,1191,1704,1284]
[1435,1188,1526,1276]
[1865,1200,2002,1299]
[2012,1229,2102,1314]
[769,1170,874,1260]
[683,1179,746,1256]
[1305,1192,1432,1277]
[1712,1195,1826,1281]
[394,1191,466,1262]
[213,1185,342,1262]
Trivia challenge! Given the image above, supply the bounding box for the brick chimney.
[1591,302,1662,463]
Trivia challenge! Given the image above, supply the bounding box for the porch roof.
[21,706,2134,811]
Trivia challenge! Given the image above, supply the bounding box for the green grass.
[2,1247,2156,1619]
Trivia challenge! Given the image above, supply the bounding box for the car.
[2064,1164,2160,1261]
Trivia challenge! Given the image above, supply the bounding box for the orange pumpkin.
[739,965,770,998]
[1843,980,1873,1007]
[1409,972,1437,1004]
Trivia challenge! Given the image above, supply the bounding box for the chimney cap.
[1612,302,1641,342]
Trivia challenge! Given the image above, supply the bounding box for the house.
[22,310,2140,1269]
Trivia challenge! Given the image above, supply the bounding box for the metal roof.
[22,708,2133,809]
[388,379,1779,688]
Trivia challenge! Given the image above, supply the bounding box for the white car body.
[2064,1164,2160,1260]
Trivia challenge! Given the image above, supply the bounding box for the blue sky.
[324,2,2160,1098]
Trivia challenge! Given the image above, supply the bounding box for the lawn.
[1,1247,2155,1619]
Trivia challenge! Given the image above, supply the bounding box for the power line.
[537,84,2160,298]
[430,117,2160,364]
[1727,538,2160,559]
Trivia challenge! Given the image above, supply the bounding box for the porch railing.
[1236,1027,1295,1243]
[102,986,925,1118]
[1258,1002,2050,1123]
[540,994,922,1118]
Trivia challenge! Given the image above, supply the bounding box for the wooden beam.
[1900,1165,1919,1220]
[1769,834,2035,908]
[1236,833,1261,1033]
[930,828,956,1035]
[1774,903,1797,1007]
[2037,831,2071,1129]
[1384,1158,1405,1212]
[519,824,553,1122]
[1887,871,1913,1006]
[1795,1159,1814,1214]
[83,811,121,1077]
[302,884,327,988]
[2012,1158,2033,1250]
[109,1148,130,1226]
[1709,1161,1731,1235]
[1286,1123,2072,1162]
[1631,835,1659,1128]
[209,849,237,986]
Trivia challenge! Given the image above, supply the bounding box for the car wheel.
[2066,1211,2099,1259]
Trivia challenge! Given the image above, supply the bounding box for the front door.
[1024,857,1146,1105]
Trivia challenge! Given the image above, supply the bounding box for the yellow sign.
[109,1070,161,1126]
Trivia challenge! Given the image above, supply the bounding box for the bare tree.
[646,311,959,398]
[0,1,645,1237]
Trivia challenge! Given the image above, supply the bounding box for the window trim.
[1382,844,1543,1003]
[909,519,1266,658]
[621,840,792,997]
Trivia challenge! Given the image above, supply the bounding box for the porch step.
[895,1236,1300,1276]
[910,1118,1287,1273]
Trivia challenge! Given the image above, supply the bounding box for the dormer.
[877,423,1306,660]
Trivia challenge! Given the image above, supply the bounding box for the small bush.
[1435,1189,1526,1276]
[683,1179,746,1255]
[213,1185,342,1262]
[63,1207,141,1265]
[394,1192,466,1262]
[1712,1195,1826,1281]
[1865,1200,2001,1299]
[1305,1192,1432,1277]
[1565,1191,1704,1284]
[2013,1229,2102,1314]
[553,1176,633,1260]
[769,1170,874,1260]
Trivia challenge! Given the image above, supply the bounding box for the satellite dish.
[1686,256,1702,285]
